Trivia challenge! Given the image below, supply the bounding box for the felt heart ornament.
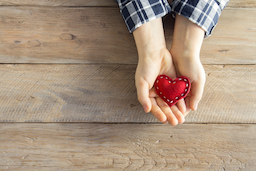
[154,75,191,107]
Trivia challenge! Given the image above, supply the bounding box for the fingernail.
[194,104,198,111]
[163,121,169,124]
[143,105,148,113]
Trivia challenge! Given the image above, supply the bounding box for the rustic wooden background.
[0,0,255,170]
[0,0,255,123]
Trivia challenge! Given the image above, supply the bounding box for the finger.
[189,77,205,111]
[171,105,185,124]
[149,87,158,98]
[156,98,179,126]
[176,99,186,114]
[136,80,152,113]
[183,97,192,117]
[150,98,167,123]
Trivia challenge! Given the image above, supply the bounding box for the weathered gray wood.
[0,7,255,64]
[0,123,255,170]
[227,0,256,7]
[0,64,140,122]
[165,7,256,65]
[191,65,256,123]
[0,0,117,6]
[0,7,137,64]
[200,8,256,65]
[0,0,254,7]
[0,64,255,123]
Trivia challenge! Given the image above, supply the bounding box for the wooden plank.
[191,64,256,123]
[0,123,255,170]
[0,0,255,7]
[227,0,256,7]
[0,0,117,6]
[165,7,256,65]
[0,64,255,123]
[0,7,138,64]
[0,7,255,64]
[200,8,256,65]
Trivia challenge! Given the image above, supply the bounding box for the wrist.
[133,18,166,58]
[170,14,205,60]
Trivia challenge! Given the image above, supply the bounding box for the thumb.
[189,76,206,111]
[136,79,152,113]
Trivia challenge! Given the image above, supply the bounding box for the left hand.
[135,48,186,125]
[133,18,186,126]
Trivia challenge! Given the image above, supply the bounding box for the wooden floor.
[0,0,255,170]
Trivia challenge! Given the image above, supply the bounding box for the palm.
[135,48,186,125]
[172,54,206,115]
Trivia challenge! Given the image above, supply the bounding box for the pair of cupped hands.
[133,15,206,126]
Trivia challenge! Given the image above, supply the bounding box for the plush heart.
[154,75,191,107]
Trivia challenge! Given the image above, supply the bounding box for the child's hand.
[170,52,206,116]
[133,18,186,126]
[135,48,187,125]
[170,15,206,114]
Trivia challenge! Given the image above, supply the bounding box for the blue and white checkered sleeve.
[116,0,171,33]
[171,0,229,37]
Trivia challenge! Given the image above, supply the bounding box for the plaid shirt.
[116,0,229,37]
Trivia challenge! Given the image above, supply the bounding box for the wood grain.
[0,7,255,64]
[0,64,255,123]
[200,8,256,65]
[0,7,137,64]
[165,7,256,65]
[227,0,256,7]
[0,2,254,170]
[0,0,255,7]
[191,65,256,124]
[0,123,255,170]
[0,0,117,6]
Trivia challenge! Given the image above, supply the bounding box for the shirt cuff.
[119,0,171,33]
[171,0,229,38]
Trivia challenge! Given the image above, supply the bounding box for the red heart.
[154,75,191,107]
